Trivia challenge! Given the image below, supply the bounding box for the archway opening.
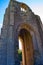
[18,29,34,65]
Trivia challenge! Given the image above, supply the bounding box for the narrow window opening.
[21,7,27,12]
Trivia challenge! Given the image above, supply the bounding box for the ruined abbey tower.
[0,0,43,65]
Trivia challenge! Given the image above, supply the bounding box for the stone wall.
[0,0,43,65]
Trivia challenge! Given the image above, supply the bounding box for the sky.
[0,0,43,33]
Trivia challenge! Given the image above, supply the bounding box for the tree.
[18,49,22,61]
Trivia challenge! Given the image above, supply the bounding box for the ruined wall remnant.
[0,0,43,65]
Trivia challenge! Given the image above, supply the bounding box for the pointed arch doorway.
[18,29,34,65]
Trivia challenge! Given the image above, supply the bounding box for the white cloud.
[19,38,22,50]
[0,24,2,28]
[0,24,2,33]
[30,5,43,23]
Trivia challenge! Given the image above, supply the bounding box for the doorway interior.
[18,29,34,65]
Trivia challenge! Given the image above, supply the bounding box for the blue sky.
[0,0,43,33]
[0,0,10,24]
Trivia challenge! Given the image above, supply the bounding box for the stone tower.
[0,0,43,65]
